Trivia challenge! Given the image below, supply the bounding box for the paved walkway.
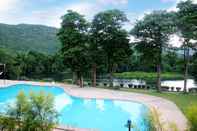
[0,80,187,131]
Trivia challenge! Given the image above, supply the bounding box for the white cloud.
[161,0,176,3]
[0,0,25,25]
[64,3,96,16]
[27,7,63,27]
[192,0,197,3]
[169,34,184,47]
[57,2,102,27]
[24,2,97,27]
[129,35,141,43]
[129,34,184,47]
[167,6,178,12]
[0,0,20,12]
[97,0,128,5]
[125,10,151,31]
[0,1,101,28]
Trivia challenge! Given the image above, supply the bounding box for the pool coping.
[0,80,188,131]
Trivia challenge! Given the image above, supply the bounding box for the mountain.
[0,23,60,54]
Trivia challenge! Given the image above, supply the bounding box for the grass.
[119,88,197,116]
[114,71,185,80]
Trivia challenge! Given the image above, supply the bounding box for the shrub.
[63,79,73,84]
[186,104,197,131]
[0,91,58,131]
[114,72,184,81]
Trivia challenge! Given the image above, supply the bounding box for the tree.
[88,32,105,87]
[131,11,175,92]
[92,9,132,87]
[176,0,197,93]
[0,91,58,131]
[57,10,90,87]
[14,52,28,78]
[191,52,197,79]
[163,50,181,72]
[89,19,106,87]
[0,48,16,79]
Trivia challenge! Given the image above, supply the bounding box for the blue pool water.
[0,84,149,131]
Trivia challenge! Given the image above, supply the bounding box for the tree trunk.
[184,45,189,93]
[92,64,97,87]
[109,70,113,87]
[156,64,161,92]
[76,72,83,88]
[72,72,76,84]
[108,56,113,87]
[156,44,162,93]
[79,75,83,88]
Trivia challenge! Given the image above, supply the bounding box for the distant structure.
[0,63,6,86]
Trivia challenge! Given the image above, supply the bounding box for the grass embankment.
[114,72,184,80]
[114,71,196,116]
[120,88,197,115]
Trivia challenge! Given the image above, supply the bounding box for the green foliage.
[57,10,90,87]
[0,48,66,80]
[176,0,197,42]
[92,9,132,70]
[131,11,175,91]
[114,72,184,80]
[131,11,175,65]
[176,0,197,93]
[186,104,197,131]
[0,24,60,54]
[92,9,132,86]
[0,91,58,131]
[163,51,184,72]
[0,6,196,88]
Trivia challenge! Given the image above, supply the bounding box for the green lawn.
[120,88,197,115]
[114,71,185,80]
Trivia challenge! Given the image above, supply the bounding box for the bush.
[63,79,73,84]
[114,71,184,81]
[0,91,58,131]
[186,104,197,131]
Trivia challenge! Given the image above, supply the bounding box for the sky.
[0,0,189,28]
[0,0,196,47]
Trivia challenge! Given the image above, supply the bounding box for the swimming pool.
[0,84,149,131]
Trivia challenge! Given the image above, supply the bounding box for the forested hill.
[0,23,60,54]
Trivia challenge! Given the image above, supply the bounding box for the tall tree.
[57,10,89,87]
[92,9,132,87]
[191,52,197,79]
[131,11,174,92]
[176,0,197,93]
[88,29,105,87]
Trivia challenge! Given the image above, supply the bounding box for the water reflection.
[96,99,105,111]
[113,100,142,118]
[55,93,72,112]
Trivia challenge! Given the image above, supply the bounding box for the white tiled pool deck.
[0,80,187,131]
